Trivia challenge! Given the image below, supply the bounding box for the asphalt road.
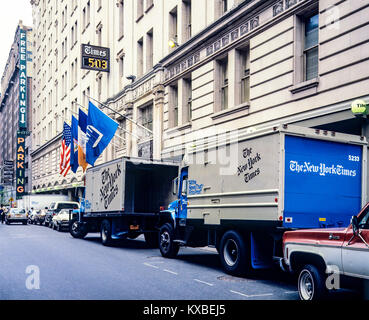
[0,222,359,300]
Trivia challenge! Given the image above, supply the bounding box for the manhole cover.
[217,275,255,282]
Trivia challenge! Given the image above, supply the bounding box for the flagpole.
[84,95,153,135]
[71,102,140,140]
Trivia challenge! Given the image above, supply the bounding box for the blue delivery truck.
[157,125,367,276]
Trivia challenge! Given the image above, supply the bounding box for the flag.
[70,116,79,173]
[86,102,119,166]
[78,109,88,172]
[60,122,71,177]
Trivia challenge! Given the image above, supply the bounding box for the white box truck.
[157,125,367,276]
[18,194,69,212]
[69,157,179,247]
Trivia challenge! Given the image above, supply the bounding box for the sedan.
[6,208,28,225]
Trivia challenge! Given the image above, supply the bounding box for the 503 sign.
[81,44,110,73]
[82,57,109,72]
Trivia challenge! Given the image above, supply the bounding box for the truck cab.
[283,203,369,300]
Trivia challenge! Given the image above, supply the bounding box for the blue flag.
[86,101,119,166]
[70,116,79,173]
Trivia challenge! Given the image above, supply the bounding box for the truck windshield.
[57,203,79,209]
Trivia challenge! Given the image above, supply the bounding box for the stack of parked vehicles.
[10,124,369,300]
[45,201,79,228]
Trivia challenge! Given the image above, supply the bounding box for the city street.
[0,223,301,300]
[0,223,360,301]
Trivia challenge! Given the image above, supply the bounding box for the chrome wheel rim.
[102,226,108,242]
[299,270,314,300]
[160,231,170,252]
[223,239,238,267]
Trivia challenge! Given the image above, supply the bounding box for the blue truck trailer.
[157,125,367,275]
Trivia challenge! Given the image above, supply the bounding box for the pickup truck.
[282,203,369,300]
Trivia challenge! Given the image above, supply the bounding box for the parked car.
[35,207,48,225]
[45,201,79,227]
[282,203,369,300]
[51,209,73,231]
[5,208,28,225]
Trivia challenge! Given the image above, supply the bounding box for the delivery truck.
[157,124,367,276]
[18,194,70,212]
[69,157,179,247]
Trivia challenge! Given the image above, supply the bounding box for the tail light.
[160,206,165,211]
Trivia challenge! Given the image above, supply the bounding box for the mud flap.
[250,232,274,269]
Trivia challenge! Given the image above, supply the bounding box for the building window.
[183,77,192,123]
[137,0,144,20]
[239,47,250,103]
[96,23,103,46]
[118,54,124,79]
[140,104,153,132]
[169,6,178,48]
[119,0,124,39]
[304,14,319,81]
[169,83,179,128]
[182,0,191,42]
[146,0,154,11]
[146,29,153,71]
[218,57,228,110]
[137,37,143,77]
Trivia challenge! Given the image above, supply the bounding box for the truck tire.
[219,230,248,276]
[69,218,88,239]
[159,223,179,258]
[298,264,327,300]
[144,232,159,248]
[101,220,113,246]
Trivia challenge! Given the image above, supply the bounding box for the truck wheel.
[69,218,88,239]
[159,223,179,258]
[144,232,159,248]
[219,230,248,276]
[101,220,113,246]
[298,264,327,300]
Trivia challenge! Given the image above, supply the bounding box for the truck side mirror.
[351,216,359,236]
[172,177,179,195]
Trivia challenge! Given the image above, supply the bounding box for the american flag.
[60,122,72,177]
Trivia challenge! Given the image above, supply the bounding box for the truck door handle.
[211,199,220,204]
[329,233,340,240]
[202,212,210,216]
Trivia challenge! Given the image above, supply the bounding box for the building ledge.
[290,78,320,94]
[211,102,250,121]
[166,122,192,135]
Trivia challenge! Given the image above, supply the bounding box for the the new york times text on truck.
[69,157,179,247]
[157,125,367,276]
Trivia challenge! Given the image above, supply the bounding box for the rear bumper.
[6,218,28,223]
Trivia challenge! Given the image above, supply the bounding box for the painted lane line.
[230,290,273,298]
[246,293,274,298]
[230,290,249,297]
[163,269,178,275]
[194,279,214,287]
[143,262,159,269]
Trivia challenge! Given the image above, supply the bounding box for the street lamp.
[168,38,179,48]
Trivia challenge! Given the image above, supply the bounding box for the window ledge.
[136,14,144,23]
[145,3,154,13]
[166,122,192,134]
[211,103,250,121]
[290,78,319,94]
